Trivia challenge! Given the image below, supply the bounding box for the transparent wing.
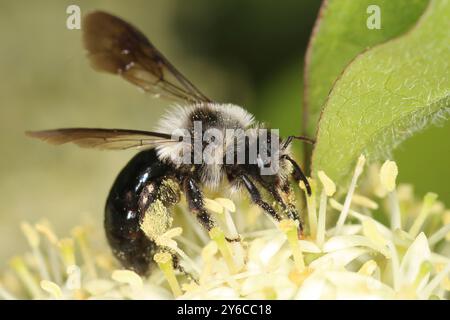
[26,128,177,150]
[83,11,212,103]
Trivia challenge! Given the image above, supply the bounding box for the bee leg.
[272,186,300,220]
[281,154,311,196]
[267,183,304,234]
[241,175,282,223]
[172,255,199,284]
[225,236,241,242]
[184,177,241,243]
[183,177,215,231]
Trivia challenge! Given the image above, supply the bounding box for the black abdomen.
[104,149,170,275]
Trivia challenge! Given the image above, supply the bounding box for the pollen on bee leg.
[140,200,173,241]
[154,252,182,297]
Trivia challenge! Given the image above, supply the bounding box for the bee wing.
[83,11,212,104]
[26,128,178,150]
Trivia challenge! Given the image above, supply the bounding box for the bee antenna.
[282,135,315,150]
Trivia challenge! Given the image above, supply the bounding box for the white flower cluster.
[1,156,449,300]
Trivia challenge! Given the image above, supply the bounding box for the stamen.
[65,265,81,291]
[21,222,50,281]
[154,252,182,297]
[380,161,401,230]
[358,260,377,276]
[112,269,143,290]
[156,227,183,249]
[40,280,62,299]
[409,193,438,238]
[352,194,378,210]
[388,191,402,230]
[317,171,336,247]
[200,241,218,284]
[58,238,76,268]
[204,198,224,214]
[362,220,388,248]
[279,220,305,271]
[0,285,16,300]
[330,199,390,234]
[420,263,450,299]
[300,178,317,238]
[9,256,42,299]
[72,227,97,278]
[156,227,201,275]
[288,268,312,286]
[21,222,39,248]
[428,223,450,246]
[387,241,401,291]
[380,160,398,192]
[335,155,366,234]
[318,171,336,197]
[413,261,432,290]
[444,211,450,241]
[209,227,238,274]
[35,222,62,284]
[215,198,236,212]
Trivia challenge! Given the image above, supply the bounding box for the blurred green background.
[0,0,448,265]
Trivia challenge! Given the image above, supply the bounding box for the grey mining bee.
[27,11,313,275]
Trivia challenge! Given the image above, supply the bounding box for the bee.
[27,11,313,276]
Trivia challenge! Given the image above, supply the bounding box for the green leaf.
[303,0,429,136]
[311,0,450,184]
